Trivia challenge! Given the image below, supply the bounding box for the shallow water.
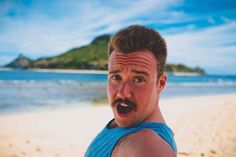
[0,70,236,114]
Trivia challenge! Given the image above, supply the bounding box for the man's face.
[107,50,164,128]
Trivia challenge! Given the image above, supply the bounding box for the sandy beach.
[0,94,236,157]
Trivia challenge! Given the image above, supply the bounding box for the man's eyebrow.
[109,69,121,74]
[131,70,149,76]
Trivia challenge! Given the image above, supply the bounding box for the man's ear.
[157,73,167,91]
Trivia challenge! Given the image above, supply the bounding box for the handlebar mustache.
[112,98,136,110]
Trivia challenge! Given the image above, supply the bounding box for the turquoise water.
[0,69,107,81]
[0,70,236,114]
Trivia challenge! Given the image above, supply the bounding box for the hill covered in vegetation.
[4,34,205,74]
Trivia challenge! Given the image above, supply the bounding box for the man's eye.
[111,75,121,81]
[133,77,145,83]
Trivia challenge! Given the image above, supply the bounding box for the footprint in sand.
[178,152,189,156]
[210,149,216,154]
[212,137,215,142]
[55,153,60,157]
[20,151,26,156]
[233,137,236,142]
[35,146,42,152]
[9,143,13,148]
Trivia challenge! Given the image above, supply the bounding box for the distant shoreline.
[0,67,13,71]
[0,67,108,74]
[31,68,108,74]
[1,68,236,76]
[0,67,203,76]
[170,72,203,76]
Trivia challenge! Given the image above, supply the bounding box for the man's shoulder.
[112,128,176,157]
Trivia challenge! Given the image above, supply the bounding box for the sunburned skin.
[111,128,176,157]
[107,50,167,128]
[107,51,175,157]
[110,51,158,73]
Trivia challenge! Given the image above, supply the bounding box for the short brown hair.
[108,25,167,76]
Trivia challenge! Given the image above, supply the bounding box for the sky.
[0,0,236,75]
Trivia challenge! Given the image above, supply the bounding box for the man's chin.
[112,107,140,128]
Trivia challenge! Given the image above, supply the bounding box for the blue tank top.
[85,119,177,157]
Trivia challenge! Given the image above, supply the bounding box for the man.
[85,25,177,157]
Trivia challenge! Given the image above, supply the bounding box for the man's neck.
[143,105,165,124]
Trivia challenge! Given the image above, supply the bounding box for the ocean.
[0,69,236,114]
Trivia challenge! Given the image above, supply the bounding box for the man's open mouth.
[112,98,136,115]
[117,103,135,114]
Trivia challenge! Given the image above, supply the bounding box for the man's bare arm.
[112,129,176,157]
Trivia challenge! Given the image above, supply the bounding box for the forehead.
[108,50,158,71]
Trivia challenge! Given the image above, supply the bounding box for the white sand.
[0,94,236,157]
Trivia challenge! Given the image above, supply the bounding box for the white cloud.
[0,0,184,59]
[165,21,236,74]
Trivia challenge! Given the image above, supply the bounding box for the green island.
[4,34,205,75]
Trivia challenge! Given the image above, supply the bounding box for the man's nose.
[117,82,131,99]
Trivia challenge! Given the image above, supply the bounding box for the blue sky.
[0,0,236,74]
